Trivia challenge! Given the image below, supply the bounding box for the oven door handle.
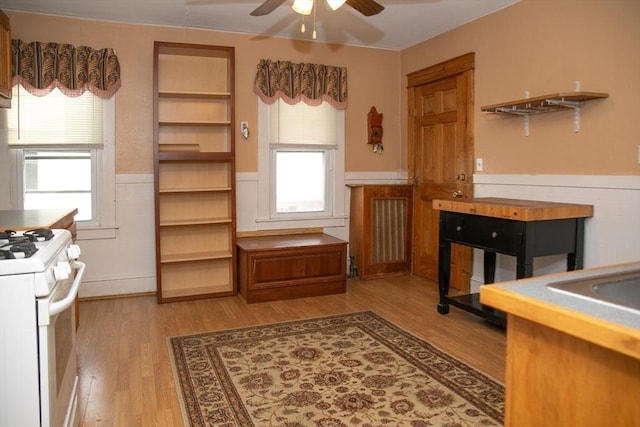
[49,261,85,317]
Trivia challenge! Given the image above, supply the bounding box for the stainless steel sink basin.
[547,268,640,312]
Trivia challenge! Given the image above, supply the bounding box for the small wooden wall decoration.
[367,106,383,154]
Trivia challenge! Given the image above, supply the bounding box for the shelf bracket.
[546,98,585,133]
[481,91,608,135]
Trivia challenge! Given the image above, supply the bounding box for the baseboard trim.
[79,291,156,302]
[79,276,156,299]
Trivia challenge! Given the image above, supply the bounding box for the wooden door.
[407,53,474,291]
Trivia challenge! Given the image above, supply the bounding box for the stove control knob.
[67,244,82,259]
[54,261,71,281]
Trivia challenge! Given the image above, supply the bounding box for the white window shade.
[269,99,337,147]
[8,86,104,149]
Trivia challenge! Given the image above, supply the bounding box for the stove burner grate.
[0,241,39,259]
[0,228,54,243]
[24,229,54,242]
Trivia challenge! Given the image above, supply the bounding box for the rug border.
[167,310,504,426]
[167,335,192,427]
[362,311,505,386]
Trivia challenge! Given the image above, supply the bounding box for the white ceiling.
[0,0,519,50]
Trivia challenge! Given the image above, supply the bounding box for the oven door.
[38,260,85,427]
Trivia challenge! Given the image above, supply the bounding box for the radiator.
[372,199,406,264]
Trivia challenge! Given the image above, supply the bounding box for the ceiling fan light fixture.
[292,0,313,15]
[327,0,347,11]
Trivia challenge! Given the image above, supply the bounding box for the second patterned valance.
[254,59,347,109]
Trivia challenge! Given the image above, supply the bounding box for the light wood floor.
[76,275,506,426]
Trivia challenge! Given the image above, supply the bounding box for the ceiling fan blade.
[250,0,288,16]
[345,0,385,16]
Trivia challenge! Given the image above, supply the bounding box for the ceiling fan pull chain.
[312,2,317,39]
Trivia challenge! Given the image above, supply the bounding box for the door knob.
[452,191,463,198]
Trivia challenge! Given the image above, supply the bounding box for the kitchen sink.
[547,268,640,312]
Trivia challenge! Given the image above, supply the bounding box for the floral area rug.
[168,311,504,426]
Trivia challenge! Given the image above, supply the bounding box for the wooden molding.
[406,52,475,87]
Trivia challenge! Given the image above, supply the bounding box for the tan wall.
[401,0,640,175]
[7,11,402,174]
[10,0,639,178]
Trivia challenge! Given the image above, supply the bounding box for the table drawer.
[443,213,524,255]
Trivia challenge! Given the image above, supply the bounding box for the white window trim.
[9,96,116,239]
[84,95,117,239]
[257,99,346,230]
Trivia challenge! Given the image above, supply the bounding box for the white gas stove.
[0,228,81,296]
[0,229,84,427]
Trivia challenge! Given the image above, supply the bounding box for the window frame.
[17,147,98,223]
[271,146,332,218]
[257,99,346,230]
[7,91,116,236]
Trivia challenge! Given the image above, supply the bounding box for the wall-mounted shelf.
[481,91,608,135]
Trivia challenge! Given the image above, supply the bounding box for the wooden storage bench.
[237,233,347,303]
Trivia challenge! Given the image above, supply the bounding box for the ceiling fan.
[250,0,385,17]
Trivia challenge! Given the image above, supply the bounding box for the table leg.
[438,241,451,314]
[437,232,451,315]
[516,256,534,279]
[484,251,496,284]
[568,218,586,271]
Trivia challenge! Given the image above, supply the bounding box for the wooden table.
[433,198,593,325]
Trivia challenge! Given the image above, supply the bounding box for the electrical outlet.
[475,158,483,172]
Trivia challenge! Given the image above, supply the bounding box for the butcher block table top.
[432,197,593,221]
[0,209,78,231]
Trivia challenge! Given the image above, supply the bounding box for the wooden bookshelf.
[153,41,236,303]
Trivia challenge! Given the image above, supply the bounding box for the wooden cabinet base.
[237,234,347,304]
[504,315,640,426]
[240,281,346,304]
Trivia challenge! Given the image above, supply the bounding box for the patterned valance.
[12,39,121,98]
[254,59,347,109]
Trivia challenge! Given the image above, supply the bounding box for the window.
[275,150,327,213]
[257,99,345,229]
[22,149,95,220]
[7,86,115,229]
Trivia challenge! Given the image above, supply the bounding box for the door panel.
[408,54,474,291]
